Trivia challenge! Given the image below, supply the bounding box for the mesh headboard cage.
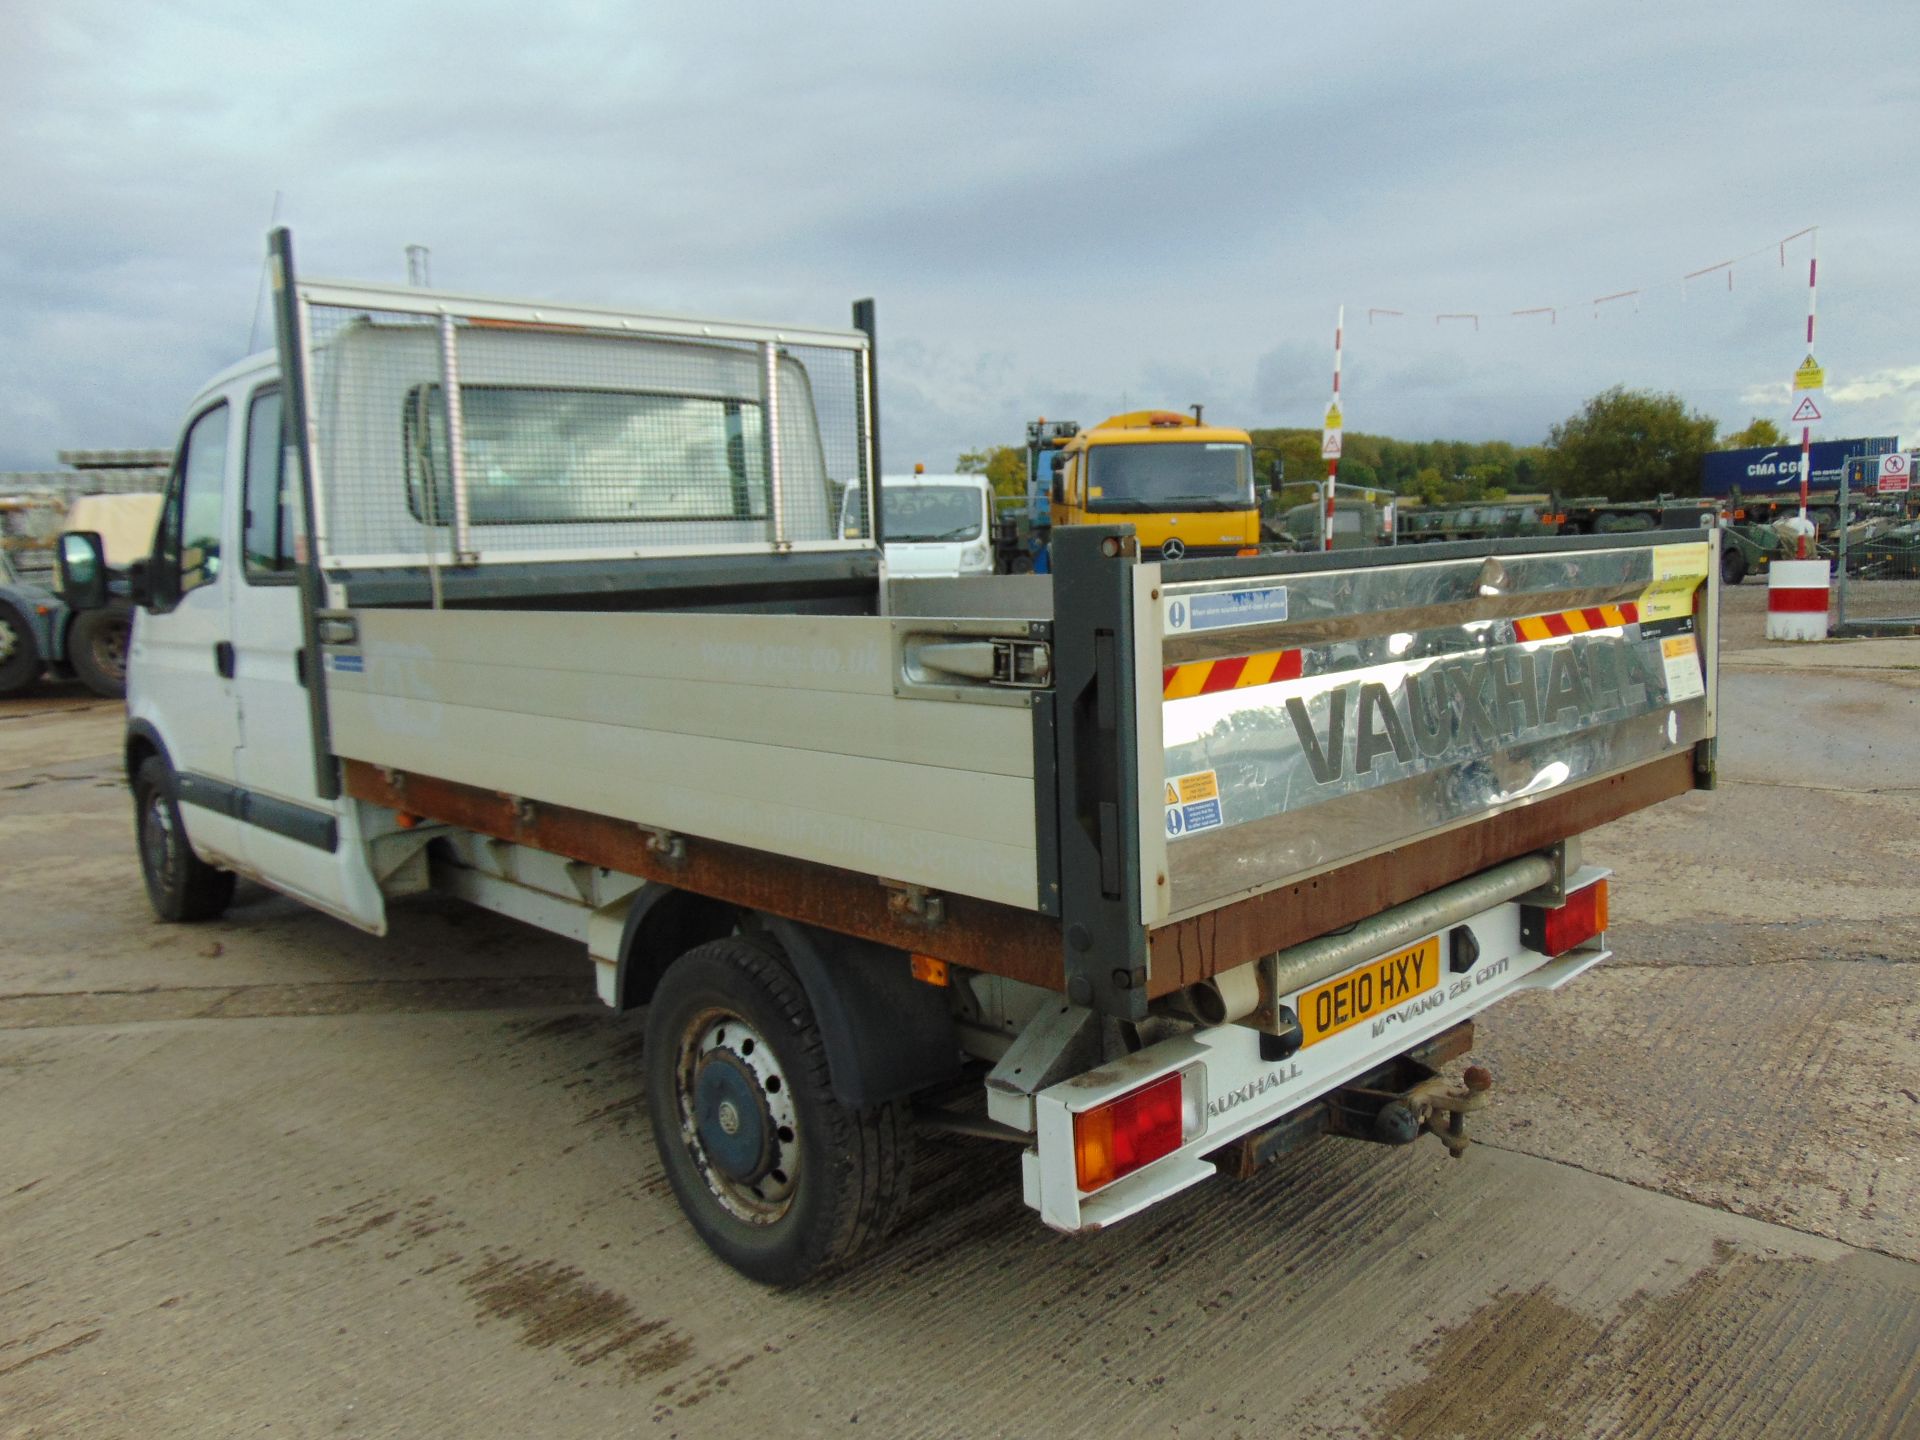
[291,280,876,574]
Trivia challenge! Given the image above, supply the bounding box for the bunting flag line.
[1358,225,1817,333]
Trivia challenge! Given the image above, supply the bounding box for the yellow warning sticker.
[1640,543,1710,621]
[1661,633,1704,702]
[1172,771,1219,804]
[1163,769,1224,840]
[1650,542,1711,580]
[1324,402,1343,430]
[1793,354,1825,391]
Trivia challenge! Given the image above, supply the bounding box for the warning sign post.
[1878,452,1912,495]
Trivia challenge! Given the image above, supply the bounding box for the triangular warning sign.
[1790,395,1823,423]
[1164,782,1180,807]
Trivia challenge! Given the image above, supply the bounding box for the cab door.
[228,383,387,931]
[134,399,247,867]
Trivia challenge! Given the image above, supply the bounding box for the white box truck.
[60,231,1720,1285]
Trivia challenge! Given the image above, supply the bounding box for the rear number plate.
[1298,937,1442,1046]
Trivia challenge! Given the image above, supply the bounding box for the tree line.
[960,390,1782,507]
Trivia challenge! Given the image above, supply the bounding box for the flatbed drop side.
[64,230,1720,1284]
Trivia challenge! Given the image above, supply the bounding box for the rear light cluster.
[1520,878,1609,958]
[1072,1064,1206,1193]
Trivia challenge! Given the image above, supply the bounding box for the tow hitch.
[1210,1023,1493,1178]
[1335,1064,1493,1158]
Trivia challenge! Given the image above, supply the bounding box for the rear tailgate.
[1138,533,1717,924]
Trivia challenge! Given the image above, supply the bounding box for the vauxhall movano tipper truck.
[60,231,1721,1285]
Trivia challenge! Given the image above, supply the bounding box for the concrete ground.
[3,583,1918,1439]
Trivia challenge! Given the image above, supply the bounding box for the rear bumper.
[1023,885,1607,1231]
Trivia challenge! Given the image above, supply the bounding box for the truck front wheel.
[133,756,236,922]
[70,609,131,698]
[644,935,912,1287]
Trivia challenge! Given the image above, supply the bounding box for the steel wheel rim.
[142,790,179,894]
[0,615,17,665]
[94,620,129,677]
[673,1005,800,1225]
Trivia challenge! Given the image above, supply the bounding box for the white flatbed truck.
[59,230,1721,1285]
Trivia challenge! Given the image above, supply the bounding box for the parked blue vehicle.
[0,547,130,698]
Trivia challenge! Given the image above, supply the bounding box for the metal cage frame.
[286,275,878,575]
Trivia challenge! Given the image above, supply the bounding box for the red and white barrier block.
[1766,559,1831,641]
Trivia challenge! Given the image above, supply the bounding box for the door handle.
[215,641,236,679]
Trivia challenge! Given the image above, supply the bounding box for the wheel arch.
[125,718,170,789]
[614,890,960,1110]
[614,886,738,1012]
[759,917,962,1109]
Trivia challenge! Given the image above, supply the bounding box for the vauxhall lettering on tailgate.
[1286,631,1673,787]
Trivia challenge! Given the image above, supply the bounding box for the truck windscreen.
[1087,443,1252,511]
[884,486,985,542]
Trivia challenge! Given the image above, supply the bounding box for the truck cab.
[870,471,997,578]
[107,350,394,929]
[1049,411,1262,562]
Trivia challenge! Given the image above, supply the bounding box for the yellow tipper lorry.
[1047,410,1263,562]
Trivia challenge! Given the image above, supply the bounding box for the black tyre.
[70,608,131,699]
[644,935,912,1287]
[0,601,40,697]
[1720,546,1748,587]
[133,755,235,922]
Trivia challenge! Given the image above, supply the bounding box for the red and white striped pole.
[1796,235,1817,558]
[1324,306,1342,552]
[1769,232,1829,639]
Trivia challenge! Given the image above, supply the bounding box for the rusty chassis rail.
[344,751,1695,1001]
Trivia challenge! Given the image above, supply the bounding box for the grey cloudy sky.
[3,0,1915,473]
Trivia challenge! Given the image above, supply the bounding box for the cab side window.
[153,403,230,606]
[242,387,296,580]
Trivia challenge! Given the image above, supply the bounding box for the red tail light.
[1074,1073,1187,1192]
[1521,879,1609,958]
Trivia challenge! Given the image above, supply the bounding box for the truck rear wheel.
[0,602,39,697]
[70,608,131,699]
[133,756,236,922]
[644,934,912,1287]
[1721,546,1748,586]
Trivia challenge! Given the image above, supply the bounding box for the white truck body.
[95,234,1720,1283]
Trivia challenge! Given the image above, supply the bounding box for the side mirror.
[57,531,109,610]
